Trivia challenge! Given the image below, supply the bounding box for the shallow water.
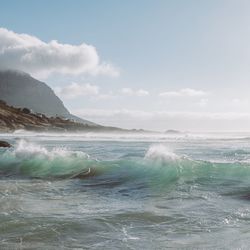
[1,132,250,249]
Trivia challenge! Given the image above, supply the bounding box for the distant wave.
[2,130,250,142]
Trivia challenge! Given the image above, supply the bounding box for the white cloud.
[0,27,119,78]
[136,89,149,96]
[121,88,149,97]
[197,98,208,107]
[94,92,116,100]
[231,98,250,107]
[159,88,207,97]
[55,82,99,99]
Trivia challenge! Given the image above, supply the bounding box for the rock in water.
[0,140,11,148]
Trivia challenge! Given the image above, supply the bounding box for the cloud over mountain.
[55,82,99,99]
[0,28,119,78]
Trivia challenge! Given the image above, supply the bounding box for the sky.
[0,0,250,132]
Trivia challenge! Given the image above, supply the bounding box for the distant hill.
[0,70,96,125]
[0,100,124,132]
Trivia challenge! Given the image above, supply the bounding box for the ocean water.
[1,132,250,249]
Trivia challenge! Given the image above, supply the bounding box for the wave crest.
[14,139,89,160]
[145,144,180,162]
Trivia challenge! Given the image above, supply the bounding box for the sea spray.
[14,139,89,160]
[0,139,92,178]
[145,144,180,162]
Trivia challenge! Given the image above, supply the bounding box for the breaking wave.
[0,140,92,179]
[1,140,250,187]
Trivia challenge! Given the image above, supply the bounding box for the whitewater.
[1,132,250,249]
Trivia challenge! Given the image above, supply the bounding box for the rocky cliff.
[0,70,95,125]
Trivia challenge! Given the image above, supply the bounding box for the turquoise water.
[1,132,250,249]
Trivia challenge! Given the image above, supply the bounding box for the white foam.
[145,144,180,162]
[13,139,89,160]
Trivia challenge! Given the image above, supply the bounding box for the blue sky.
[1,0,250,131]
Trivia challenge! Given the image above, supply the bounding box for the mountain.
[0,70,96,125]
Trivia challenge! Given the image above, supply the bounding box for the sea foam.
[13,139,89,160]
[145,144,180,162]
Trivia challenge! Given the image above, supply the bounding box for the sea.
[1,131,250,249]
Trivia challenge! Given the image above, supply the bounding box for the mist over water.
[1,132,250,249]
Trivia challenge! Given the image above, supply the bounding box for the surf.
[0,140,250,191]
